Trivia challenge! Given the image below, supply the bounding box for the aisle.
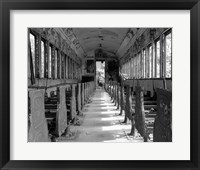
[59,88,144,142]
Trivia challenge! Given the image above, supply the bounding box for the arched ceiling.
[59,28,140,58]
[72,28,129,57]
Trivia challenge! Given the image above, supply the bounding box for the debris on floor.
[58,89,148,142]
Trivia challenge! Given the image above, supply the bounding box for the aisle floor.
[59,88,144,142]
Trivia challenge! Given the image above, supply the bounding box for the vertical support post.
[119,84,124,116]
[117,83,120,109]
[84,83,86,104]
[114,82,117,106]
[125,85,132,120]
[111,81,114,101]
[77,83,82,115]
[81,83,84,109]
[109,81,111,96]
[85,82,88,102]
[71,84,77,121]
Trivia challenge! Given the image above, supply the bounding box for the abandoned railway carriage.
[28,28,172,142]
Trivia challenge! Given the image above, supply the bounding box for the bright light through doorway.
[96,61,105,88]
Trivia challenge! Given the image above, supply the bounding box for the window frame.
[155,38,161,78]
[164,29,172,78]
[29,31,37,78]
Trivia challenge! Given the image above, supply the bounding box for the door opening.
[96,60,105,88]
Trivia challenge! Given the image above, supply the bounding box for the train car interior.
[28,28,172,142]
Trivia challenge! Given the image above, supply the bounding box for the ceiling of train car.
[60,28,140,58]
[72,28,129,57]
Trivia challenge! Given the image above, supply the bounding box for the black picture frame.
[0,0,200,169]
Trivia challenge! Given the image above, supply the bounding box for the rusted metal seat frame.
[135,86,157,142]
[153,88,172,142]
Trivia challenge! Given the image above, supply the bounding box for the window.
[128,60,131,78]
[138,53,141,78]
[54,49,58,79]
[29,33,36,76]
[136,54,139,78]
[48,45,52,78]
[136,55,138,78]
[75,63,77,79]
[127,60,129,77]
[51,47,55,79]
[165,32,172,78]
[65,56,68,79]
[45,43,48,78]
[72,61,74,79]
[149,45,153,78]
[40,40,45,78]
[37,36,76,80]
[69,58,72,79]
[134,57,136,78]
[156,40,161,78]
[127,62,129,76]
[68,58,70,79]
[74,63,76,79]
[135,54,139,78]
[131,58,134,78]
[140,52,143,78]
[143,49,146,78]
[61,53,65,79]
[124,62,126,75]
[146,49,149,78]
[152,44,156,77]
[57,51,60,79]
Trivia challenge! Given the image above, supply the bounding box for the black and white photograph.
[28,28,172,143]
[2,0,200,168]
